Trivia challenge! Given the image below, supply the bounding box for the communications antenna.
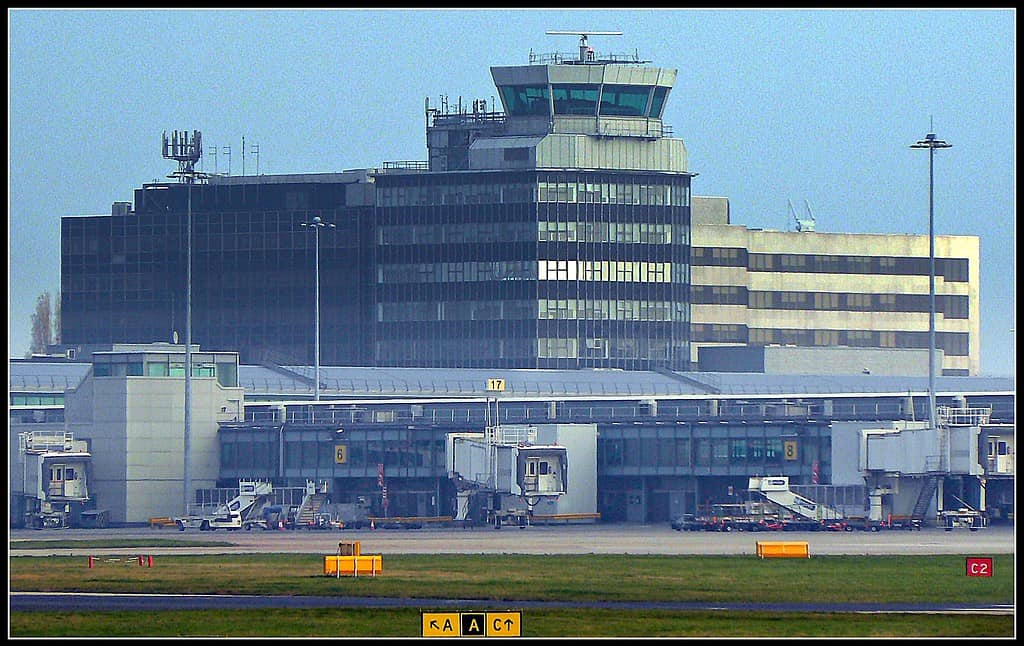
[162,130,203,184]
[546,30,622,62]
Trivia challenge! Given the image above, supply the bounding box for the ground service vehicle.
[175,480,273,531]
[243,504,291,531]
[671,514,706,531]
[939,508,985,531]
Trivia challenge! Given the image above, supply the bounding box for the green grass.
[9,551,1015,637]
[9,553,1014,605]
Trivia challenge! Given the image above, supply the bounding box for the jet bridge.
[447,424,568,528]
[13,431,94,529]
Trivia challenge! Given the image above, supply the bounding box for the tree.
[28,290,58,356]
[53,294,61,345]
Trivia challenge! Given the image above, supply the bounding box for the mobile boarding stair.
[294,480,329,528]
[748,476,844,528]
[174,480,273,531]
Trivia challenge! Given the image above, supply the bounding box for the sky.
[7,8,1016,376]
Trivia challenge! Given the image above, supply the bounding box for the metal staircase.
[294,480,329,527]
[295,493,327,526]
[911,475,940,523]
[748,476,844,521]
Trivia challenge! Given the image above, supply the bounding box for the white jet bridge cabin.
[447,424,568,528]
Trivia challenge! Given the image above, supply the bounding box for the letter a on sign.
[461,613,486,636]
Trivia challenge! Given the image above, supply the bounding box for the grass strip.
[10,553,1013,605]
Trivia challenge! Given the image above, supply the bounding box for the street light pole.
[301,215,335,401]
[163,130,204,516]
[910,129,951,434]
[184,177,192,513]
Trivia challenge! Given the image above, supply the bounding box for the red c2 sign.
[966,557,993,577]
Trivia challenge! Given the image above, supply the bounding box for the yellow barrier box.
[324,554,382,576]
[756,541,810,558]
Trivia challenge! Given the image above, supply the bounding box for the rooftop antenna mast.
[546,30,622,62]
[803,200,817,231]
[789,198,816,232]
[162,130,202,184]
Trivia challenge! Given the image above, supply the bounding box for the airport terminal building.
[9,346,1015,527]
[25,39,1005,528]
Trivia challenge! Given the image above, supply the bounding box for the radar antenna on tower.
[546,30,623,62]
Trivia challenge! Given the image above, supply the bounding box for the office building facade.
[61,41,694,371]
[690,199,979,375]
[59,40,981,374]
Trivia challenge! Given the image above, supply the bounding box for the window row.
[538,337,673,360]
[538,181,688,206]
[378,261,536,284]
[91,358,237,386]
[378,182,536,207]
[10,408,65,424]
[746,252,971,282]
[376,298,688,323]
[378,300,535,322]
[734,327,970,356]
[10,394,65,406]
[742,291,970,318]
[539,299,685,322]
[379,222,535,245]
[499,84,668,119]
[539,260,674,283]
[599,436,825,468]
[696,247,972,282]
[378,178,690,207]
[539,220,676,244]
[378,220,683,245]
[375,338,537,362]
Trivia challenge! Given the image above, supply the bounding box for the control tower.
[426,31,687,174]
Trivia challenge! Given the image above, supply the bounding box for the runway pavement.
[9,523,1016,557]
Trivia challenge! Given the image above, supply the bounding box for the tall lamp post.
[163,130,205,515]
[301,215,335,401]
[910,128,951,436]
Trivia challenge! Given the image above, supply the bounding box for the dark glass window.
[552,84,600,115]
[599,85,650,116]
[649,86,669,117]
[500,85,550,116]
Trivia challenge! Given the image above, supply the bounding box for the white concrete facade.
[63,347,243,523]
[691,222,981,375]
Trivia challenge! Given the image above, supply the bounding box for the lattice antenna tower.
[162,130,204,183]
